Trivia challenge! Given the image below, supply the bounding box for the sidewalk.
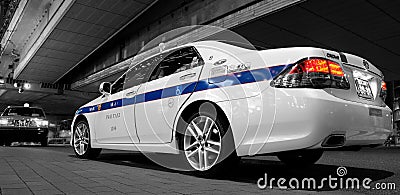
[0,146,267,195]
[0,146,387,195]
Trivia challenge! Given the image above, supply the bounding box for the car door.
[122,55,162,143]
[95,75,135,143]
[135,46,204,143]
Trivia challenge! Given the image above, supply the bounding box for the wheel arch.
[72,114,95,145]
[74,114,88,124]
[73,114,89,132]
[174,100,233,149]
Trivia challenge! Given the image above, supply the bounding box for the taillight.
[272,58,349,89]
[380,81,387,101]
[381,81,387,91]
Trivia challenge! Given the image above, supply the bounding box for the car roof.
[111,41,254,86]
[130,40,250,67]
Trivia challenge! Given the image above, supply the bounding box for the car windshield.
[1,107,45,117]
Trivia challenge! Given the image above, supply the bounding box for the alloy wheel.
[74,122,90,156]
[184,116,222,171]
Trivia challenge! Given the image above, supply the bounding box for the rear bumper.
[0,127,48,142]
[277,88,391,147]
[238,88,392,156]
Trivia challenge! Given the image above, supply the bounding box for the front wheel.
[277,150,323,166]
[73,120,101,159]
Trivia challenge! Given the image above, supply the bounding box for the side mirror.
[99,82,111,95]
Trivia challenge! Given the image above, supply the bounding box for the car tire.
[73,120,101,159]
[277,150,323,166]
[40,137,48,147]
[4,141,12,147]
[178,102,238,175]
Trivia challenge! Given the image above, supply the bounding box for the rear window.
[1,107,45,117]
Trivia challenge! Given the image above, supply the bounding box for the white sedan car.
[71,41,392,172]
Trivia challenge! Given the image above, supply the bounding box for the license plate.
[355,78,373,99]
[14,120,29,127]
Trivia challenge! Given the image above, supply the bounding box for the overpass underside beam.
[71,0,304,89]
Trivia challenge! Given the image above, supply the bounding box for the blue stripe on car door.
[76,65,287,114]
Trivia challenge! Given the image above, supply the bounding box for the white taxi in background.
[71,41,392,172]
[0,106,49,146]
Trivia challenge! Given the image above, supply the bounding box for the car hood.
[82,96,102,108]
[0,116,46,120]
[75,96,102,114]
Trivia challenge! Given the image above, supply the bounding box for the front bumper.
[0,127,49,142]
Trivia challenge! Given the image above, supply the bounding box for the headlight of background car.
[31,119,49,128]
[0,118,12,126]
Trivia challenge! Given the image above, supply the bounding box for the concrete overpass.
[0,0,399,121]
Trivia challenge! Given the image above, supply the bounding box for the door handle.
[125,91,136,97]
[180,73,196,81]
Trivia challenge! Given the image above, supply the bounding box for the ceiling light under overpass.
[24,83,31,89]
[13,82,31,92]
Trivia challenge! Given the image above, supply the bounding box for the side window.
[124,54,163,89]
[149,47,203,82]
[111,74,126,94]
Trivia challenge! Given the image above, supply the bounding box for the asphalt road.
[0,145,399,194]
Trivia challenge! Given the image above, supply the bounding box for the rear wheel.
[179,103,238,174]
[277,150,323,166]
[184,115,222,171]
[40,137,48,147]
[73,120,101,159]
